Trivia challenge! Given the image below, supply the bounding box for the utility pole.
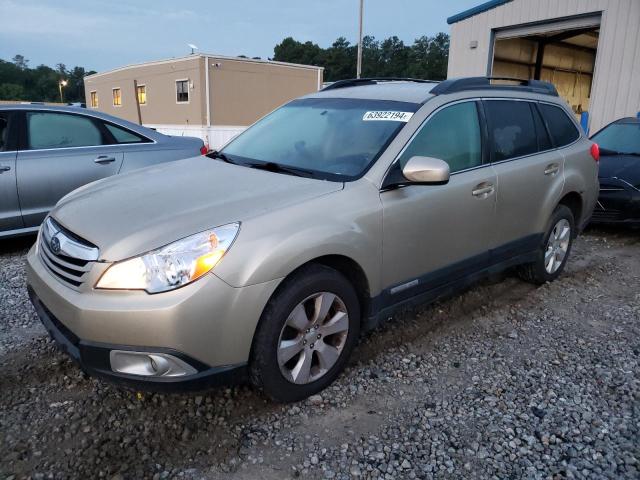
[356,0,364,78]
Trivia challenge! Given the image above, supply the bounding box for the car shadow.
[0,234,37,254]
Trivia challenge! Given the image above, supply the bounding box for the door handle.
[94,155,116,164]
[544,163,560,176]
[0,165,10,173]
[472,183,495,198]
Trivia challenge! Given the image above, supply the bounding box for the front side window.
[176,80,189,103]
[222,97,419,181]
[137,85,146,105]
[485,100,537,162]
[27,112,103,150]
[90,91,98,108]
[538,103,579,148]
[591,121,640,155]
[398,101,482,173]
[112,88,122,107]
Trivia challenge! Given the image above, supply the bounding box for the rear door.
[16,110,124,227]
[0,111,23,233]
[484,99,564,259]
[380,100,497,301]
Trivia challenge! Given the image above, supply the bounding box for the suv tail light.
[200,145,209,155]
[590,143,600,163]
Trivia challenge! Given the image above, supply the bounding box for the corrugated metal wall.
[447,0,640,132]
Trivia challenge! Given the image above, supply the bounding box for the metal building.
[84,55,323,149]
[447,0,640,133]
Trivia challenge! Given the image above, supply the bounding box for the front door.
[380,100,496,302]
[16,110,123,227]
[0,111,23,234]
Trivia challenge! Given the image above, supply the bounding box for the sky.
[0,0,480,72]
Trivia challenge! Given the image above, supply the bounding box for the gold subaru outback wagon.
[27,77,599,402]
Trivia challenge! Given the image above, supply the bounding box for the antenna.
[188,43,199,55]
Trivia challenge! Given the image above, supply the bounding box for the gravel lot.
[1,229,639,480]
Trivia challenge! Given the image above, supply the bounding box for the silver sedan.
[0,104,205,238]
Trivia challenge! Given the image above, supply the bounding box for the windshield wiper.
[207,150,236,164]
[246,161,316,178]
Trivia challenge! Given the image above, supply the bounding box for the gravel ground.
[1,229,639,480]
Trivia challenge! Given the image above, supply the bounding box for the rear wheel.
[519,204,575,285]
[250,264,360,402]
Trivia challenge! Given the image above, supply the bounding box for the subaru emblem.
[50,235,61,255]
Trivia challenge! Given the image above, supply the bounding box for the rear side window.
[532,105,553,151]
[399,101,482,173]
[484,100,537,162]
[538,103,579,147]
[104,123,148,144]
[27,112,103,150]
[0,113,10,151]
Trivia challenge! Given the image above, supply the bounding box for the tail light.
[590,143,600,163]
[200,145,209,155]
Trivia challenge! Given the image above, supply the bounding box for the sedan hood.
[52,156,342,260]
[598,154,640,187]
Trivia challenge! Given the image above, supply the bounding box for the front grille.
[39,218,98,289]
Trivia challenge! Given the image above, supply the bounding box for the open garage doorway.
[491,15,601,126]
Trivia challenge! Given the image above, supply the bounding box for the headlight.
[96,223,240,293]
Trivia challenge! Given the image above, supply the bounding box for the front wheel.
[250,265,360,403]
[519,204,575,285]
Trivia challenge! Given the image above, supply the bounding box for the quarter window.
[90,91,98,108]
[398,101,482,173]
[104,123,147,144]
[137,85,146,105]
[532,104,553,151]
[538,103,579,147]
[27,112,103,150]
[485,100,537,162]
[112,88,122,107]
[176,80,189,103]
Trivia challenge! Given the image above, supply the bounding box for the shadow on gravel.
[0,234,36,254]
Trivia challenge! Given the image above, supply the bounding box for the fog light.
[109,350,198,377]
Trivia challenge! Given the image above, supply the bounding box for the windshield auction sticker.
[362,111,414,122]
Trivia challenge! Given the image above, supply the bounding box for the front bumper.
[26,244,281,390]
[591,178,640,225]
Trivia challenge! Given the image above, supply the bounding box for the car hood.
[52,156,343,261]
[598,154,640,187]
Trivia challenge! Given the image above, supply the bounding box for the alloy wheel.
[277,292,349,384]
[544,218,571,274]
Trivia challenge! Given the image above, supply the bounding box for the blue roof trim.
[447,0,513,24]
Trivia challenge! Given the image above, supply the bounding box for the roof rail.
[321,77,438,91]
[430,77,558,96]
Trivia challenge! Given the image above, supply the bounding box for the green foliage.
[273,33,449,82]
[0,55,96,103]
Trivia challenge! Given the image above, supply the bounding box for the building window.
[176,80,189,103]
[137,85,146,105]
[112,88,122,107]
[90,91,98,108]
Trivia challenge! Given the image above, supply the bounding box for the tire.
[519,204,575,285]
[250,264,360,403]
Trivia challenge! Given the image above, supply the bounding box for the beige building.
[447,0,640,133]
[84,54,323,148]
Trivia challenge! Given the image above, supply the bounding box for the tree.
[0,56,92,102]
[272,33,450,82]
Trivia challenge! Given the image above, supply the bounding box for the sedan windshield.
[221,98,419,181]
[591,122,640,155]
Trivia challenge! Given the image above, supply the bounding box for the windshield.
[221,97,419,181]
[591,122,640,155]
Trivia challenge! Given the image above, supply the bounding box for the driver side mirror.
[402,156,450,184]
